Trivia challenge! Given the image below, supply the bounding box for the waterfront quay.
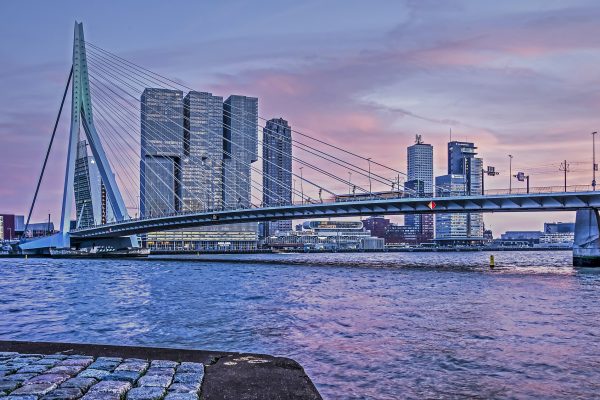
[0,341,321,400]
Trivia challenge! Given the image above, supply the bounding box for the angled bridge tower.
[20,22,138,252]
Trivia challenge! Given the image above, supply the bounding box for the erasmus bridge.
[18,23,600,266]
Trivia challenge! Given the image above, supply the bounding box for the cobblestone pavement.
[0,352,204,399]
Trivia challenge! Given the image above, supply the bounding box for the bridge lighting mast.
[560,160,570,192]
[481,166,499,194]
[508,154,513,193]
[348,171,352,195]
[300,167,304,205]
[592,131,597,190]
[367,158,372,195]
[515,172,530,194]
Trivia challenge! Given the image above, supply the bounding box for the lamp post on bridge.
[481,166,499,194]
[300,167,304,205]
[559,160,570,192]
[367,158,372,196]
[514,171,530,194]
[508,154,513,193]
[348,171,352,195]
[592,131,597,190]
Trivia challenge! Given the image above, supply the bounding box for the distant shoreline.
[0,246,571,259]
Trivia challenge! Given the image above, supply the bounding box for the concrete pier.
[573,208,600,267]
[0,341,321,400]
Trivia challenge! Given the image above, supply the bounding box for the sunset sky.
[1,0,599,235]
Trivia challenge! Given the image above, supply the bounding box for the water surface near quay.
[1,251,599,399]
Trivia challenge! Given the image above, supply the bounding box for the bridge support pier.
[573,208,600,267]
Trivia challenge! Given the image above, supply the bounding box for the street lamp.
[299,167,304,205]
[482,166,499,194]
[593,131,598,190]
[293,179,296,203]
[514,171,530,193]
[508,154,513,193]
[348,171,352,195]
[367,158,372,195]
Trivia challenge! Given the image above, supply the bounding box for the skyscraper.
[407,135,433,195]
[74,139,113,228]
[405,135,434,243]
[435,140,484,242]
[140,88,184,217]
[435,174,470,240]
[262,118,293,236]
[223,95,258,209]
[222,95,259,240]
[447,141,482,196]
[183,91,224,211]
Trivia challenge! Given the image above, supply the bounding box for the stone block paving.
[0,352,204,400]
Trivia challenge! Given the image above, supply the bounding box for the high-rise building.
[262,118,292,236]
[183,91,224,212]
[140,88,184,217]
[435,174,470,241]
[223,95,258,209]
[139,90,260,251]
[222,95,259,241]
[74,140,113,228]
[435,140,484,242]
[407,135,433,195]
[405,135,434,243]
[404,179,434,242]
[447,141,482,196]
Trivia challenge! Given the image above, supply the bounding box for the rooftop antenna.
[449,128,452,142]
[415,134,423,144]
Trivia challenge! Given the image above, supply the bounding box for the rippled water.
[1,251,600,399]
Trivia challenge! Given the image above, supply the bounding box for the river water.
[1,251,599,399]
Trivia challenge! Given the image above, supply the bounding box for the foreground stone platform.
[0,341,321,400]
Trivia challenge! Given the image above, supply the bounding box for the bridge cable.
[23,66,73,239]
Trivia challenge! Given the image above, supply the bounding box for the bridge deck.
[70,190,600,239]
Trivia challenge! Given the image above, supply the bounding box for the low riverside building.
[144,226,258,252]
[496,223,575,248]
[499,231,543,246]
[262,220,384,251]
[0,214,54,241]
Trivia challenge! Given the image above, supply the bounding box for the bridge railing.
[481,184,594,196]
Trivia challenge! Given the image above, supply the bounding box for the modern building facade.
[139,89,259,251]
[223,95,258,209]
[407,135,433,195]
[262,118,293,236]
[435,174,473,241]
[404,179,434,243]
[183,91,224,212]
[144,225,258,252]
[140,88,184,217]
[222,95,259,242]
[435,141,484,242]
[405,135,434,243]
[262,220,384,251]
[0,214,53,241]
[74,140,113,228]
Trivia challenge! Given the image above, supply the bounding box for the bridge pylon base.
[573,208,600,267]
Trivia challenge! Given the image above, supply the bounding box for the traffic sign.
[428,201,436,210]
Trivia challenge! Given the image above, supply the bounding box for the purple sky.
[1,0,599,235]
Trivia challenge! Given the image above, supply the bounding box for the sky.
[1,0,600,235]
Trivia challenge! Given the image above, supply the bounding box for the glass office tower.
[140,88,184,217]
[262,118,293,236]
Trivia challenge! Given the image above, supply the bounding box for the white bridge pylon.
[20,22,138,252]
